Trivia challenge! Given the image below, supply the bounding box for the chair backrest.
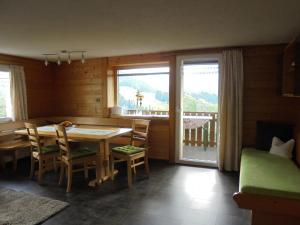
[25,122,43,152]
[54,125,71,160]
[131,119,150,147]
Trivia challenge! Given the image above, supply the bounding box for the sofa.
[234,147,300,225]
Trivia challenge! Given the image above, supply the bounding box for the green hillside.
[119,78,218,112]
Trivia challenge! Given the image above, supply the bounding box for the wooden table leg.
[88,141,103,187]
[102,139,111,182]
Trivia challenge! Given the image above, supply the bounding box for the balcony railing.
[125,109,218,148]
[126,109,169,116]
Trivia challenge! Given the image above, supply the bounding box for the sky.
[118,67,169,92]
[183,64,219,95]
[118,64,219,95]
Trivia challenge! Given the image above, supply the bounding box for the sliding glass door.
[175,54,221,167]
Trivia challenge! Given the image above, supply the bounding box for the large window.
[117,66,169,112]
[0,70,12,120]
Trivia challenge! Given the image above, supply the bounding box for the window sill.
[111,114,169,121]
[0,117,12,123]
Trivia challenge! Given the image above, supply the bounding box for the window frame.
[0,65,12,123]
[114,63,170,115]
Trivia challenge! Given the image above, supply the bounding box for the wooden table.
[183,115,212,129]
[15,124,132,187]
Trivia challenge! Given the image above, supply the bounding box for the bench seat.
[234,148,300,225]
[0,140,30,150]
[240,148,300,200]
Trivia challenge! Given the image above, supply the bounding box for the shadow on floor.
[0,158,250,225]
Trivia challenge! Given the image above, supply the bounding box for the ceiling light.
[44,56,48,66]
[42,50,87,66]
[81,52,85,64]
[68,53,71,64]
[57,56,61,65]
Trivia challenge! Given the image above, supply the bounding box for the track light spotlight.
[57,56,61,65]
[81,52,85,64]
[44,56,48,66]
[68,53,71,64]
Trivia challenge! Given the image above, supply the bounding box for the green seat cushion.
[40,144,59,154]
[240,148,300,200]
[112,145,145,155]
[70,147,97,159]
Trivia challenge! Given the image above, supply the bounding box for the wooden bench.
[233,148,300,225]
[0,119,48,171]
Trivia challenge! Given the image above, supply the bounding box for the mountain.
[189,92,218,104]
[119,78,218,112]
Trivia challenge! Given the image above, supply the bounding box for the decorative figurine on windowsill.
[136,90,144,114]
[59,121,74,127]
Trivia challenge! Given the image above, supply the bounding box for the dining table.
[183,115,212,129]
[15,124,132,187]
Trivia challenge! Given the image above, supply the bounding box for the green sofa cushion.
[40,145,59,154]
[70,147,97,159]
[240,148,300,200]
[112,145,145,155]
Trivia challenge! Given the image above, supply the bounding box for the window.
[0,70,12,120]
[183,62,219,112]
[117,66,169,113]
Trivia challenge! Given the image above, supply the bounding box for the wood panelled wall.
[0,54,54,118]
[3,44,300,161]
[53,59,108,117]
[50,45,300,160]
[243,45,300,146]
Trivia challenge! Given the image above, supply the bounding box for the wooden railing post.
[184,129,189,146]
[203,122,209,150]
[209,113,216,147]
[191,128,196,146]
[197,127,202,146]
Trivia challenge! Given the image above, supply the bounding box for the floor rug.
[0,188,68,225]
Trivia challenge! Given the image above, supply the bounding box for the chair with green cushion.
[25,122,60,184]
[54,125,98,192]
[110,119,150,187]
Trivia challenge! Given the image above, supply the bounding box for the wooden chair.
[54,124,98,192]
[110,119,150,187]
[25,122,59,184]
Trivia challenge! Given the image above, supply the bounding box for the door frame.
[175,54,222,167]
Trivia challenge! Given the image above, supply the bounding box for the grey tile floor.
[182,145,217,163]
[0,159,251,225]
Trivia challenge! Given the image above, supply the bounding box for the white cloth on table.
[183,116,211,129]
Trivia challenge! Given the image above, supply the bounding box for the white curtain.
[10,65,28,121]
[218,49,244,171]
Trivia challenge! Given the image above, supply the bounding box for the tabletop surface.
[183,116,212,129]
[15,124,132,141]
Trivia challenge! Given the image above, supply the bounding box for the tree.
[183,94,197,111]
[155,91,169,103]
[0,94,6,117]
[119,95,136,109]
[183,94,218,112]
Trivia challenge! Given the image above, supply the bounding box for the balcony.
[126,110,218,164]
